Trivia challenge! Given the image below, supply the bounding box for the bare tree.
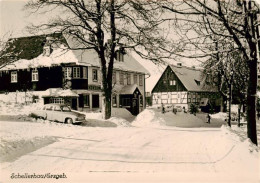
[160,0,259,145]
[25,0,169,119]
[0,31,15,69]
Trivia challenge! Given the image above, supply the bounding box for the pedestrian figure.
[161,104,165,114]
[206,113,211,123]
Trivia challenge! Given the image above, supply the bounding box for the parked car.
[30,104,86,124]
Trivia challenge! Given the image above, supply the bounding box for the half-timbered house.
[152,64,222,112]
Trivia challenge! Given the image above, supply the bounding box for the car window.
[61,106,71,112]
[46,105,53,111]
[54,106,61,111]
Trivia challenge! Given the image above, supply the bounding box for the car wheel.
[66,118,73,124]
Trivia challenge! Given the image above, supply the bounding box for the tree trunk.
[228,83,231,127]
[104,90,112,120]
[246,59,258,145]
[238,103,241,127]
[246,0,258,145]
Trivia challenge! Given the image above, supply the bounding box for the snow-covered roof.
[0,33,149,75]
[0,48,78,70]
[119,84,140,95]
[42,88,79,97]
[112,84,142,95]
[0,33,67,67]
[169,65,217,92]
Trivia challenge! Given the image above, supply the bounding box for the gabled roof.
[152,64,217,92]
[112,84,142,95]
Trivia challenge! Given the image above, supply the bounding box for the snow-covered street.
[0,111,259,182]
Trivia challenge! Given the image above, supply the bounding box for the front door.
[132,98,139,115]
[71,98,77,110]
[92,94,100,108]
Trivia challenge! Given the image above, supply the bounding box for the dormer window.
[195,79,200,86]
[115,50,124,62]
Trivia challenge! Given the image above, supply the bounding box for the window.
[127,73,131,85]
[61,106,71,112]
[112,72,116,84]
[54,106,61,111]
[93,69,98,81]
[134,74,137,84]
[32,69,39,82]
[11,71,17,83]
[139,95,143,107]
[112,95,117,107]
[83,95,90,107]
[120,72,124,85]
[170,80,176,86]
[121,98,131,107]
[83,67,87,79]
[65,67,72,79]
[139,75,143,86]
[115,51,124,62]
[46,105,53,111]
[49,98,64,104]
[73,67,80,78]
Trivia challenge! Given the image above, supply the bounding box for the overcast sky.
[0,0,205,67]
[0,0,57,38]
[0,0,28,37]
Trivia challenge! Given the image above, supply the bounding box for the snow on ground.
[0,102,43,116]
[132,108,225,128]
[0,119,259,182]
[210,112,227,120]
[0,104,259,182]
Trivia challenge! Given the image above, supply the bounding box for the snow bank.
[0,136,56,162]
[0,121,90,163]
[132,108,208,128]
[108,117,131,127]
[0,102,43,115]
[211,112,227,120]
[132,109,165,127]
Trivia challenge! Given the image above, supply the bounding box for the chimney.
[43,36,53,56]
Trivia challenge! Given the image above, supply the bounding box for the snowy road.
[1,121,259,182]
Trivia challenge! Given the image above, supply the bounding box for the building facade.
[0,34,149,115]
[152,64,222,112]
